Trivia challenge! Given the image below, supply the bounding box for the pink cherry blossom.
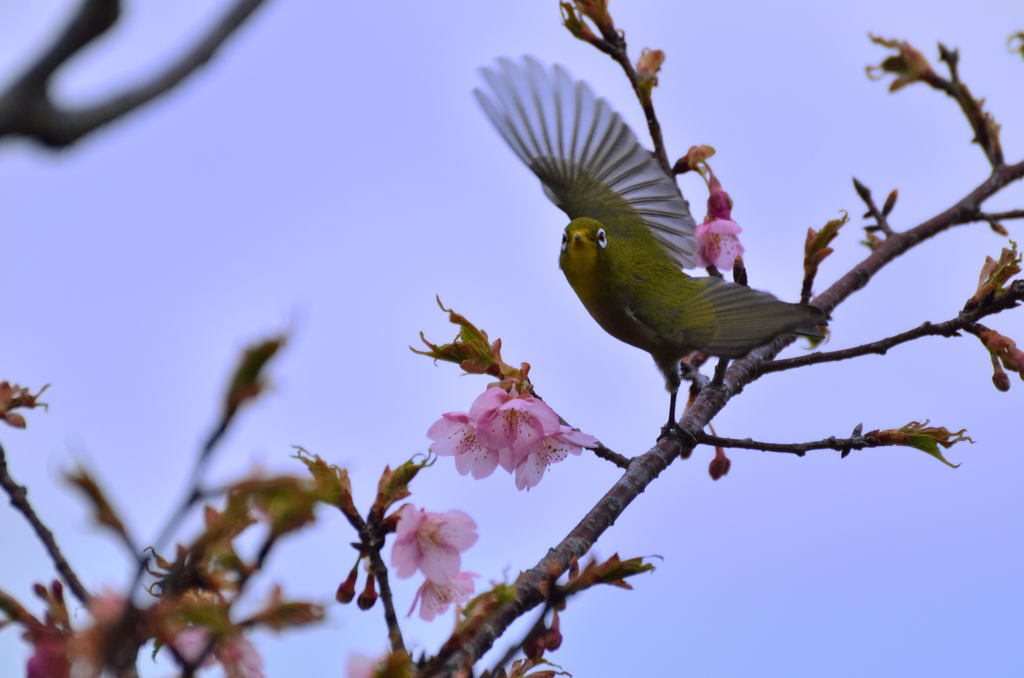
[26,634,67,678]
[218,634,264,678]
[696,168,745,271]
[345,654,379,678]
[695,218,744,270]
[427,412,499,479]
[514,426,600,491]
[470,388,560,471]
[170,629,262,677]
[391,505,478,584]
[87,588,127,627]
[171,627,216,668]
[408,571,477,621]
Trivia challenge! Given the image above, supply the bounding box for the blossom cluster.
[390,505,479,621]
[427,387,598,490]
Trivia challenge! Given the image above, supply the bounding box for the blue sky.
[1,1,1022,676]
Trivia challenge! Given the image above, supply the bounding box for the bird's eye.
[597,228,608,248]
[561,233,569,251]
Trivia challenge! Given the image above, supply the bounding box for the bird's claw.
[658,421,696,453]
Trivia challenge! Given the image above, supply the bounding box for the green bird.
[475,57,825,431]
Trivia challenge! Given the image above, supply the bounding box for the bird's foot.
[658,421,696,454]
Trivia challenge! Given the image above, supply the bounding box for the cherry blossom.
[408,571,478,621]
[218,634,264,678]
[695,169,745,271]
[171,627,216,668]
[470,388,561,471]
[170,628,263,677]
[427,412,499,479]
[428,387,598,490]
[345,654,378,678]
[514,426,600,490]
[391,505,478,584]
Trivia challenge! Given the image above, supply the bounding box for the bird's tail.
[686,277,827,357]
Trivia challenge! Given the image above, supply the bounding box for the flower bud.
[708,447,731,481]
[993,370,1011,392]
[542,610,563,651]
[336,565,359,604]
[636,48,665,96]
[356,573,378,610]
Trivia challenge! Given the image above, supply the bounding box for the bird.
[474,57,825,433]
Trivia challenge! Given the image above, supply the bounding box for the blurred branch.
[180,532,278,676]
[0,0,269,148]
[760,280,1024,375]
[0,442,91,605]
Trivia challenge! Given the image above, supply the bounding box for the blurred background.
[1,1,1022,676]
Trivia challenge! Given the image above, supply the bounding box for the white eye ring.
[561,232,569,251]
[597,228,608,248]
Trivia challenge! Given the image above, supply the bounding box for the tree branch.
[0,442,91,606]
[578,26,671,174]
[364,539,406,654]
[760,279,1024,375]
[694,427,876,457]
[952,208,1024,228]
[342,507,406,655]
[590,444,630,469]
[852,177,895,236]
[975,209,1024,222]
[922,44,1005,168]
[0,0,269,148]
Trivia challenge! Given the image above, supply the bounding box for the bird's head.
[559,217,609,275]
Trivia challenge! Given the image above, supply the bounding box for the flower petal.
[435,510,478,552]
[468,387,510,421]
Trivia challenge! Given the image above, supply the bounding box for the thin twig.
[920,44,1005,168]
[590,444,630,469]
[585,33,672,174]
[0,0,269,147]
[852,177,895,236]
[952,208,1024,227]
[693,427,874,457]
[365,547,405,654]
[976,209,1024,222]
[761,280,1024,375]
[343,509,406,654]
[0,442,91,606]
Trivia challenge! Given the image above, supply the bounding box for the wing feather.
[474,56,698,269]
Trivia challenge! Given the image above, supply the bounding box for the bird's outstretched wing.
[474,56,697,269]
